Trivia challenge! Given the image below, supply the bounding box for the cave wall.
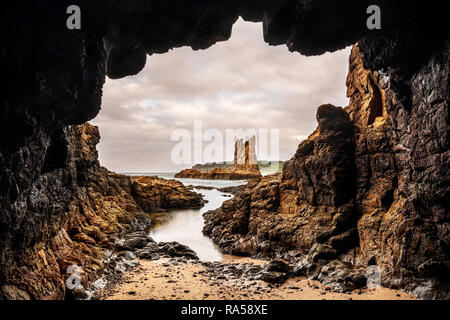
[0,0,448,299]
[0,123,204,299]
[350,41,450,298]
[204,41,449,299]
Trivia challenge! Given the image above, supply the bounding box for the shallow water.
[129,173,246,261]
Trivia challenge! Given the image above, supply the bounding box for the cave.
[0,1,449,300]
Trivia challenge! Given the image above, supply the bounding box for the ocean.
[123,173,247,261]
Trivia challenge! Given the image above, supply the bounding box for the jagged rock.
[259,259,293,284]
[119,233,152,251]
[137,251,160,261]
[243,265,264,278]
[135,242,161,260]
[157,242,199,260]
[308,244,338,263]
[0,0,448,300]
[314,260,367,293]
[118,239,146,252]
[218,185,247,195]
[348,44,450,299]
[117,251,137,261]
[131,176,205,210]
[203,102,357,256]
[0,123,203,299]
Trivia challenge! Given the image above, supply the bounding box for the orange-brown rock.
[1,123,204,300]
[175,165,261,180]
[175,136,261,180]
[131,176,204,211]
[1,0,448,300]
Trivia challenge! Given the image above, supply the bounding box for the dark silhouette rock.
[0,1,448,299]
[175,136,262,180]
[203,102,357,257]
[0,123,203,299]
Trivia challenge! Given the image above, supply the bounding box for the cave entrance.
[92,19,351,175]
[367,75,386,126]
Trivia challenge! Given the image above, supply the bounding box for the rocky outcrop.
[175,136,262,180]
[350,43,450,299]
[175,166,262,180]
[204,43,450,299]
[204,103,358,257]
[1,0,448,300]
[131,176,204,211]
[234,136,257,166]
[192,162,232,172]
[0,123,203,299]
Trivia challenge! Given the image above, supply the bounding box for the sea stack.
[175,136,262,180]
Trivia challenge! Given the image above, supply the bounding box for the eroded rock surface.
[1,1,448,300]
[0,123,203,299]
[204,102,357,257]
[204,44,450,299]
[175,166,262,180]
[175,136,262,180]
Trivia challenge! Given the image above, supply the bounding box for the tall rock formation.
[204,43,450,299]
[234,139,246,165]
[0,123,203,299]
[350,43,450,298]
[246,136,257,165]
[234,136,257,165]
[176,136,261,180]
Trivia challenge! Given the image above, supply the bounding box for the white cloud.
[91,19,351,173]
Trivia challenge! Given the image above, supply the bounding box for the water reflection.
[149,188,236,261]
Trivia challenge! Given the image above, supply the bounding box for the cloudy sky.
[92,19,351,173]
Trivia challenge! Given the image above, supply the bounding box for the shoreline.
[99,257,416,300]
[89,180,417,301]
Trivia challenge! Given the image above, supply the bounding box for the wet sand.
[101,257,416,300]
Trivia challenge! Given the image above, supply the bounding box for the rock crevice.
[203,43,450,299]
[1,1,449,299]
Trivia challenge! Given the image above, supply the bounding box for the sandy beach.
[100,257,416,300]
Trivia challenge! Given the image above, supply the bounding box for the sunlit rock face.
[175,136,262,180]
[0,123,204,299]
[0,1,449,299]
[346,44,449,299]
[204,42,450,299]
